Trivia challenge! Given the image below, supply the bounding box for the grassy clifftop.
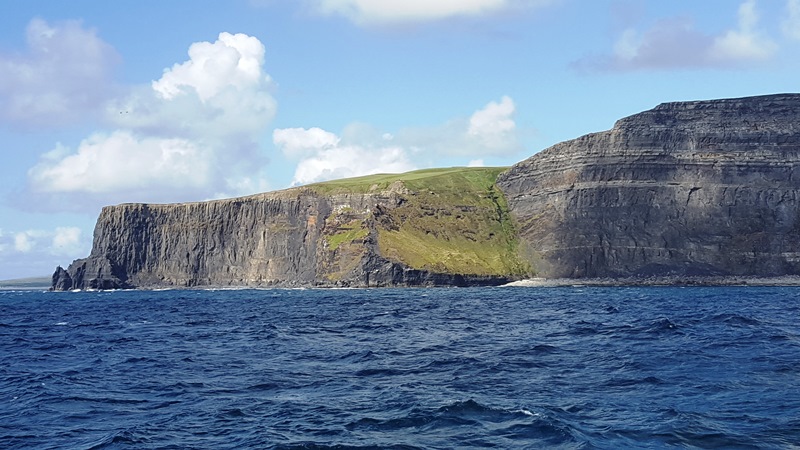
[310,167,531,279]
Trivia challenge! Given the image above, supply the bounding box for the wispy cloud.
[0,227,84,256]
[307,0,555,25]
[783,0,800,40]
[574,0,777,71]
[0,18,119,128]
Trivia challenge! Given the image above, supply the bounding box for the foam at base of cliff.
[497,93,800,279]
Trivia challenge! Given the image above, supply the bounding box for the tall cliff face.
[53,168,528,290]
[53,94,800,289]
[496,94,800,278]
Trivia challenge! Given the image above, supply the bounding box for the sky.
[1,0,799,280]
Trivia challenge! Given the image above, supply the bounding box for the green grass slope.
[311,167,531,278]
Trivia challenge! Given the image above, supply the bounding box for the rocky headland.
[52,93,800,289]
[52,168,528,290]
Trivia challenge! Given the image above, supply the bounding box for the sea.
[1,286,799,449]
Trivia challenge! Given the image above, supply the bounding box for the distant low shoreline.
[0,276,51,290]
[505,276,800,287]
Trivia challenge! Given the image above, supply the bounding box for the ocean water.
[1,287,799,449]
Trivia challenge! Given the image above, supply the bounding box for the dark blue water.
[2,287,800,449]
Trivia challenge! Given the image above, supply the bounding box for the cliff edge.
[496,93,800,278]
[53,168,529,289]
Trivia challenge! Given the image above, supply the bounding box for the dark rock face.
[52,189,511,290]
[496,94,800,278]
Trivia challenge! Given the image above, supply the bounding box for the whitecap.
[514,408,541,417]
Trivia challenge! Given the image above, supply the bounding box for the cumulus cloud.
[310,0,553,24]
[26,32,276,209]
[273,96,520,185]
[574,0,777,71]
[274,127,416,185]
[152,32,269,102]
[467,96,517,152]
[0,18,119,128]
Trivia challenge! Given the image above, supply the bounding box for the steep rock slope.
[496,94,800,278]
[52,168,528,290]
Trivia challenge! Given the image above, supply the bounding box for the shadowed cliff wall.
[496,94,800,278]
[53,169,524,289]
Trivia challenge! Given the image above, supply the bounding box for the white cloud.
[26,32,277,209]
[467,159,485,167]
[782,0,800,40]
[0,226,91,279]
[293,145,416,185]
[2,227,86,259]
[311,0,552,24]
[13,230,49,253]
[0,18,119,128]
[29,130,212,195]
[575,0,776,71]
[467,96,517,152]
[52,227,82,255]
[710,0,777,62]
[273,127,340,158]
[274,127,416,185]
[152,32,268,102]
[395,96,520,157]
[14,233,34,253]
[274,96,521,185]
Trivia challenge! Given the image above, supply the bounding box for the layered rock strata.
[496,93,800,278]
[53,169,524,290]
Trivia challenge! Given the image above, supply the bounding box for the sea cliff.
[496,93,800,278]
[53,94,800,289]
[52,168,528,289]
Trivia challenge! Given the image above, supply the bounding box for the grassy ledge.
[312,167,531,278]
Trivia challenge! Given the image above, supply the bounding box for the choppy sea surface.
[2,287,800,449]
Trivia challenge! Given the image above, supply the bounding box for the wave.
[345,399,579,447]
[3,287,800,449]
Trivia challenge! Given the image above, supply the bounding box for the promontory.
[52,93,800,289]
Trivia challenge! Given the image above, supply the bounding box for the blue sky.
[1,0,799,279]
